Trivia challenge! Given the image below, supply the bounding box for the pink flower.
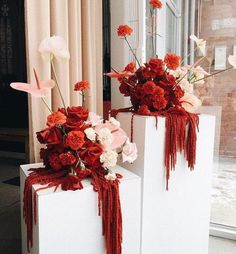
[122,140,138,163]
[180,93,202,113]
[10,69,55,97]
[95,122,127,150]
[105,68,134,79]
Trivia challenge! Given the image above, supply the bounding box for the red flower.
[47,111,66,127]
[117,25,133,37]
[124,62,136,73]
[79,141,103,168]
[151,86,167,110]
[164,53,180,70]
[48,153,62,170]
[142,81,157,95]
[59,152,77,166]
[37,127,62,145]
[149,0,162,9]
[65,131,85,150]
[148,58,164,73]
[119,81,131,97]
[138,105,151,115]
[67,106,89,121]
[61,174,82,191]
[74,80,89,91]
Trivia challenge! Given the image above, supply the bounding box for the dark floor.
[0,157,23,254]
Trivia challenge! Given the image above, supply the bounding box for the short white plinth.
[20,163,141,254]
[117,113,215,254]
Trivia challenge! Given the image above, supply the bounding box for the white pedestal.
[20,163,141,254]
[117,113,215,254]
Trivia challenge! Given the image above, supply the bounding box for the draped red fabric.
[23,168,122,254]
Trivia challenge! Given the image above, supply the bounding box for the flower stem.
[180,47,198,65]
[51,59,67,114]
[41,98,52,113]
[176,56,206,85]
[192,66,233,83]
[124,37,141,67]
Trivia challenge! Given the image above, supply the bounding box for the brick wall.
[199,0,236,157]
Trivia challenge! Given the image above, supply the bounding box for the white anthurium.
[228,55,236,69]
[100,150,118,168]
[84,127,96,141]
[180,93,202,113]
[190,35,206,55]
[108,117,120,127]
[38,35,70,61]
[105,171,117,181]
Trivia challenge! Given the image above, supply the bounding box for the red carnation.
[143,81,157,95]
[148,58,164,72]
[74,80,89,91]
[138,105,151,115]
[151,86,167,110]
[164,53,180,70]
[65,131,85,150]
[59,152,77,166]
[61,174,82,191]
[124,62,136,72]
[117,25,133,37]
[150,0,162,9]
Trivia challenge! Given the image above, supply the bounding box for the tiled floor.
[0,157,236,254]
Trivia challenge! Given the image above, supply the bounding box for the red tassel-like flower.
[117,25,133,37]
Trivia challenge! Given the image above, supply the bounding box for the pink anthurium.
[105,67,134,79]
[10,69,55,97]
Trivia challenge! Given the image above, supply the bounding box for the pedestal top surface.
[20,163,140,196]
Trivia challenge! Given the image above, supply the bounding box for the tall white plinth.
[117,113,215,254]
[20,163,141,254]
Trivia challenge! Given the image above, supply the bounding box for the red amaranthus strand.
[23,167,122,254]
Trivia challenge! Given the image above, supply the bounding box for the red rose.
[65,131,85,150]
[67,106,89,121]
[59,152,77,166]
[143,81,157,94]
[47,111,66,127]
[117,25,133,37]
[138,105,151,115]
[150,0,162,9]
[74,80,89,91]
[164,53,180,70]
[48,153,62,170]
[124,62,136,72]
[37,127,62,145]
[79,141,103,168]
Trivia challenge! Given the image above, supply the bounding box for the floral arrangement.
[107,0,236,189]
[11,35,137,254]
